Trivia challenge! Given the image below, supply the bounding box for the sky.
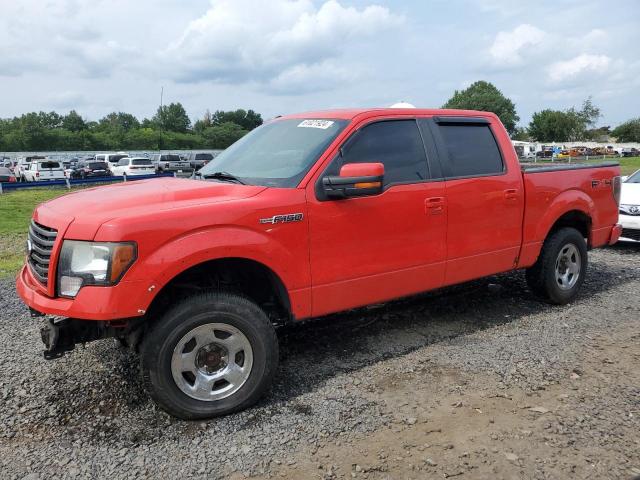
[1,0,639,127]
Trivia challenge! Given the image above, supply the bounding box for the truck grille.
[621,228,640,242]
[28,220,58,286]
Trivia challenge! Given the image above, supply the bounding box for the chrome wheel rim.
[555,243,581,290]
[171,323,253,401]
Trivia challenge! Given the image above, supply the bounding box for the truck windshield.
[198,118,348,187]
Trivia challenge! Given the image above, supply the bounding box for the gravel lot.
[1,245,638,479]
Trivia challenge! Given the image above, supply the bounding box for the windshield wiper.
[201,171,246,185]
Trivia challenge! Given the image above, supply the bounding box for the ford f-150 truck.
[17,108,622,419]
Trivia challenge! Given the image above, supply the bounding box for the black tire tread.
[140,292,278,419]
[525,227,587,305]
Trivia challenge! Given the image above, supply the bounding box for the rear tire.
[140,292,279,419]
[525,227,587,305]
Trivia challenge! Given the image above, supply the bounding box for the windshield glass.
[627,170,640,183]
[198,118,348,187]
[132,159,152,166]
[39,161,61,169]
[88,162,108,169]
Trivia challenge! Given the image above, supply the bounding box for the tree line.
[0,104,263,152]
[2,84,638,151]
[443,81,640,143]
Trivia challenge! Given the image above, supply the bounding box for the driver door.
[306,118,447,317]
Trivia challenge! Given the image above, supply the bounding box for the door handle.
[425,197,445,215]
[504,189,518,202]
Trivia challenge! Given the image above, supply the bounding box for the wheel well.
[146,258,292,326]
[548,210,592,245]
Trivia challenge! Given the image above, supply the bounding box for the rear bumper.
[608,224,622,245]
[16,265,148,321]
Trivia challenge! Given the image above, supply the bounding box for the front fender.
[125,225,310,314]
[140,225,304,288]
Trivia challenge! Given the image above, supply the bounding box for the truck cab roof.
[278,108,497,121]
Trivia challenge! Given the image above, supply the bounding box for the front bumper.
[16,265,149,321]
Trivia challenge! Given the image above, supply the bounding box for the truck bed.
[517,160,621,268]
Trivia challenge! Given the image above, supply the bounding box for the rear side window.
[339,120,428,185]
[437,124,503,177]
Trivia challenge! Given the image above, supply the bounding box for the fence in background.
[0,173,176,194]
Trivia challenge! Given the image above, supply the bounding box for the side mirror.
[322,162,384,199]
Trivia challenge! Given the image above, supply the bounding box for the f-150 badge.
[260,213,304,224]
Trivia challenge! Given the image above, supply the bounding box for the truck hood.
[621,182,640,205]
[38,177,267,238]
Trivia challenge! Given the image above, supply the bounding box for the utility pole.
[159,86,164,150]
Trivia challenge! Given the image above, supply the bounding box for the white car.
[95,153,129,172]
[618,169,640,243]
[22,159,66,182]
[110,157,156,177]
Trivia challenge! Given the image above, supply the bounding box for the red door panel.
[443,174,523,285]
[307,182,447,317]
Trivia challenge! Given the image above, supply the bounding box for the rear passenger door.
[424,117,524,285]
[307,118,447,317]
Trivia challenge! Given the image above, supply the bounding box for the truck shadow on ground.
[268,254,638,404]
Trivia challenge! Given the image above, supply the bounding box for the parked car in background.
[151,153,192,174]
[110,157,156,177]
[618,169,640,243]
[187,152,214,170]
[70,160,112,179]
[621,148,639,158]
[15,156,46,181]
[0,166,16,183]
[95,153,129,172]
[2,160,18,175]
[535,150,553,159]
[22,159,66,182]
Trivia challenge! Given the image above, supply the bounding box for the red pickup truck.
[17,108,622,419]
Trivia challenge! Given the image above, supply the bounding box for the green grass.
[0,187,74,279]
[616,156,640,175]
[540,156,640,175]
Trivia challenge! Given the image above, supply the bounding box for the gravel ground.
[0,245,638,479]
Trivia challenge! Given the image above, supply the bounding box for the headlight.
[57,240,137,298]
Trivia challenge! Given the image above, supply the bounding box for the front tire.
[140,293,279,419]
[525,227,588,304]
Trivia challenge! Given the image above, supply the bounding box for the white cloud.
[162,0,404,90]
[267,60,362,94]
[47,91,88,109]
[489,24,545,65]
[547,54,611,83]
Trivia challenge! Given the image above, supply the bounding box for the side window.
[340,120,428,185]
[437,124,504,177]
[118,159,129,166]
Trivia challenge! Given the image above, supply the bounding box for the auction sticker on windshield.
[298,120,334,129]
